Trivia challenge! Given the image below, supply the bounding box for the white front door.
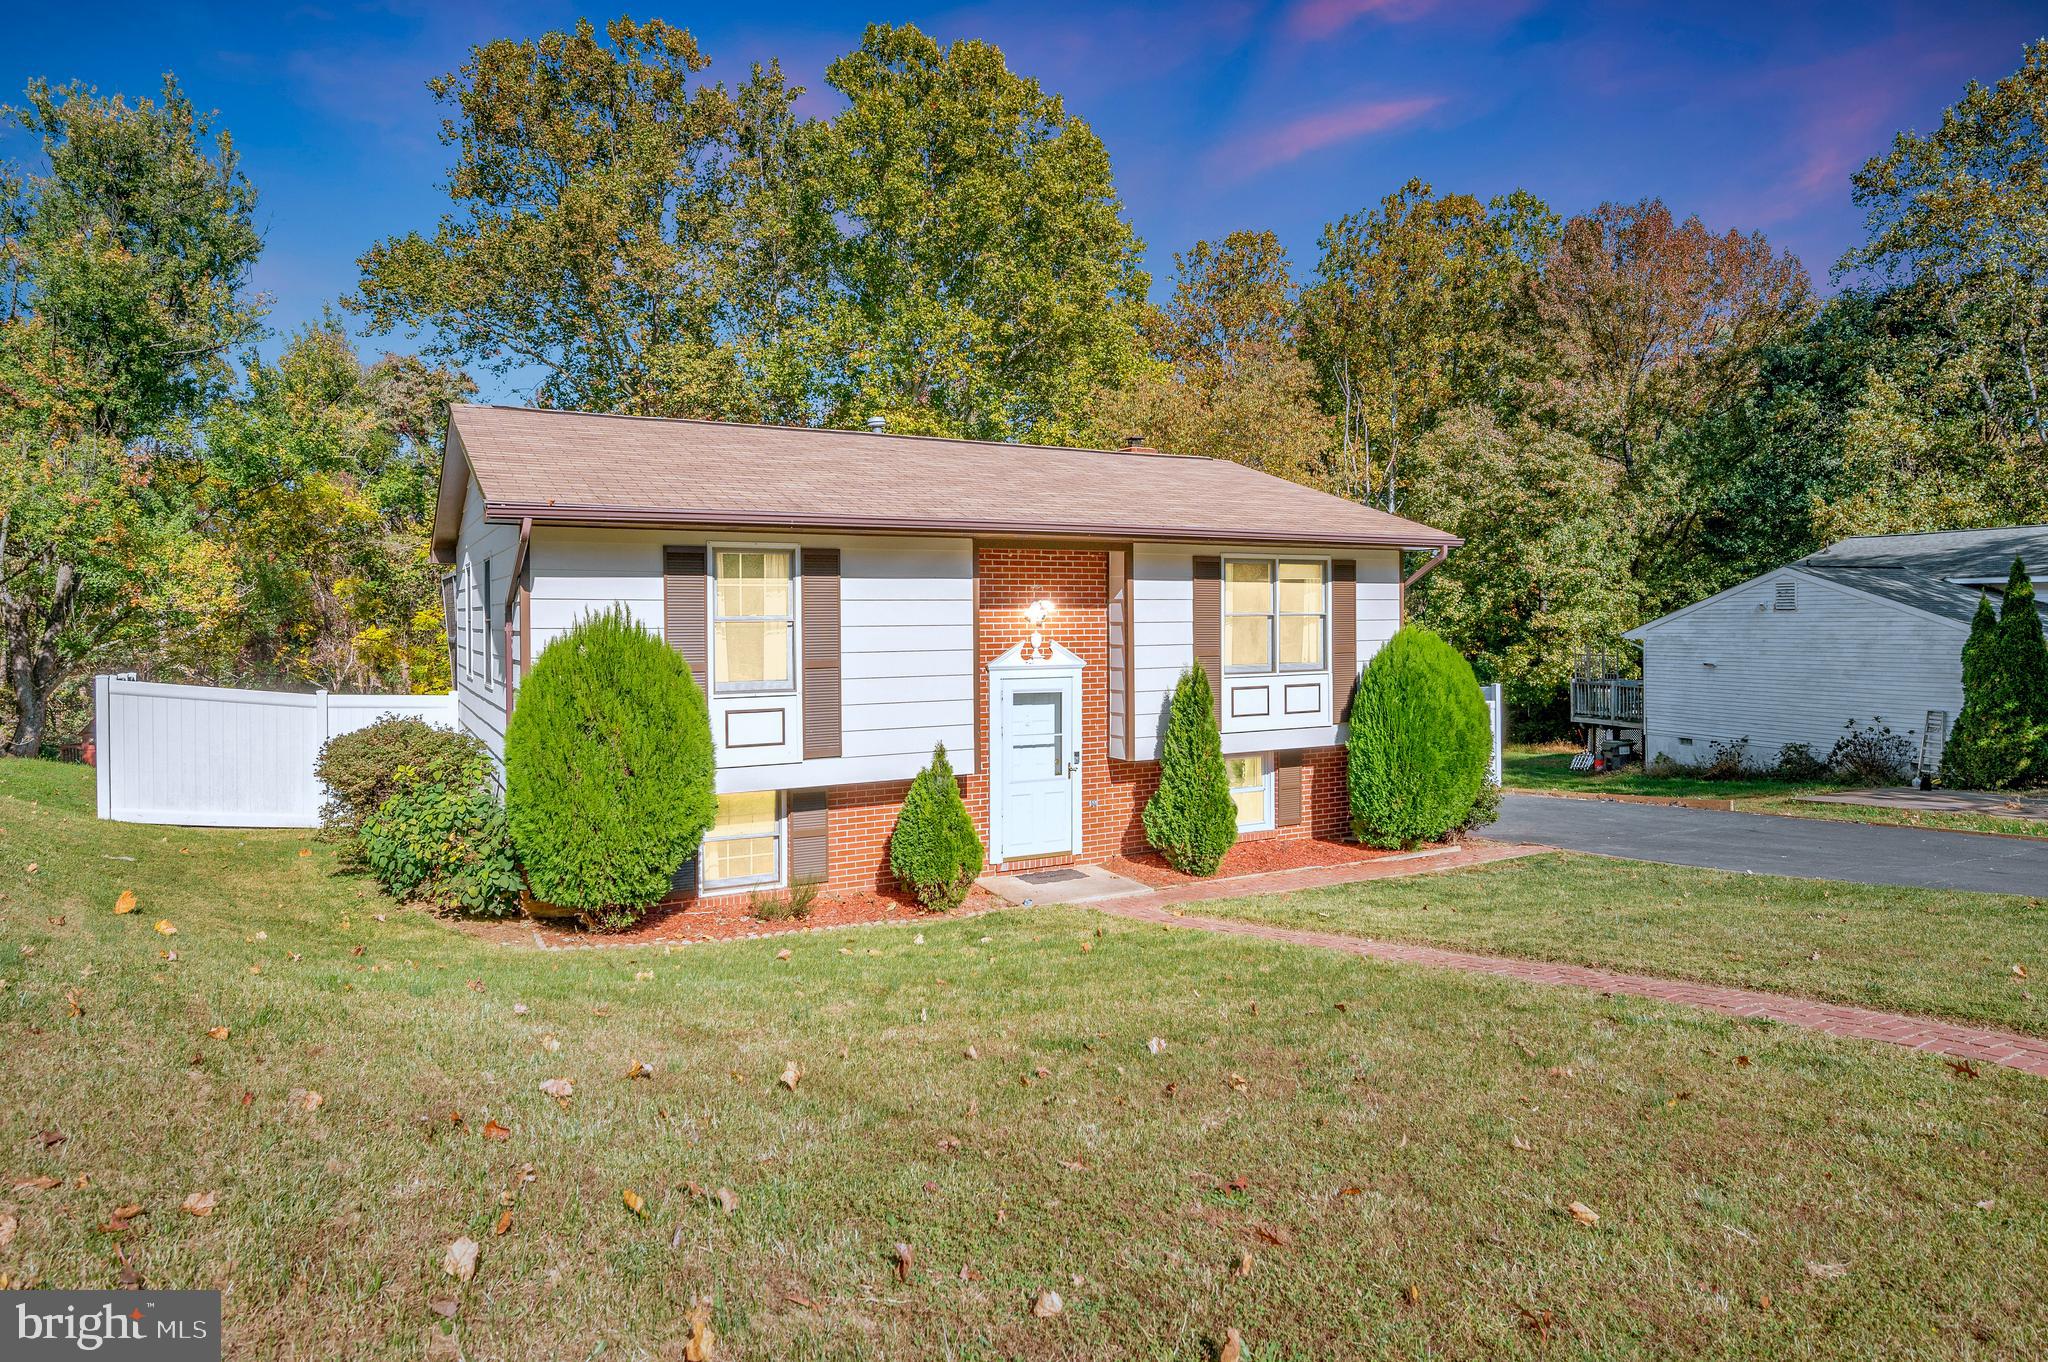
[997,680,1079,860]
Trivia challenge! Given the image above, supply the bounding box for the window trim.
[1223,556,1329,676]
[458,559,475,682]
[700,790,786,892]
[482,558,500,686]
[1227,753,1274,833]
[709,543,800,697]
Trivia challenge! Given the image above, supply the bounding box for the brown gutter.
[502,516,532,723]
[1401,545,1453,621]
[485,502,1462,553]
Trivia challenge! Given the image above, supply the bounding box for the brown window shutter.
[1193,555,1222,718]
[667,853,699,902]
[663,546,708,690]
[1331,559,1357,718]
[1275,751,1303,826]
[801,548,842,759]
[788,789,829,882]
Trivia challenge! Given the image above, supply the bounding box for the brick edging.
[1088,899,2048,1079]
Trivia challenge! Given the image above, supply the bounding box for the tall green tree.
[1301,180,1554,510]
[1943,560,2048,789]
[186,319,472,692]
[801,24,1149,441]
[0,77,262,754]
[351,17,803,420]
[1088,230,1330,482]
[1842,39,2048,456]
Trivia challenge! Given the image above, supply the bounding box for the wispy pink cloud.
[1208,95,1443,180]
[1286,0,1438,40]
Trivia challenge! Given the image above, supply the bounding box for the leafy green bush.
[1142,667,1238,875]
[504,609,716,930]
[1346,626,1493,848]
[889,744,984,911]
[1943,560,2048,790]
[314,715,492,854]
[359,757,523,918]
[1773,742,1829,782]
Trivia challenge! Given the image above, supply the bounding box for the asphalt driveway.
[1484,793,2048,896]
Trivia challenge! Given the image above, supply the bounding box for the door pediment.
[988,638,1087,674]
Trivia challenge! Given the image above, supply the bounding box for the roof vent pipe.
[866,415,887,434]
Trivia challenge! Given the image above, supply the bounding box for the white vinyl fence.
[94,674,457,827]
[1482,682,1505,786]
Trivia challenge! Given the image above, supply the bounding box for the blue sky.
[5,2,2042,400]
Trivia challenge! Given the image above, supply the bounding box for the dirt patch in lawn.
[1105,835,1407,888]
[466,883,1012,948]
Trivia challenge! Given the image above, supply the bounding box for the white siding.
[451,476,520,758]
[1125,543,1404,761]
[514,527,976,791]
[1635,568,1967,767]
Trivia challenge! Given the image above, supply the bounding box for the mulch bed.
[521,883,1009,948]
[1104,835,1404,888]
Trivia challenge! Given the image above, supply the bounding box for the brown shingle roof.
[434,405,1460,556]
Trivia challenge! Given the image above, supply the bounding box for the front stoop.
[980,863,1153,906]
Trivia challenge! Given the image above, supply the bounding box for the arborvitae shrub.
[1346,626,1492,848]
[889,744,984,911]
[504,609,715,929]
[1944,559,2048,789]
[1142,667,1238,875]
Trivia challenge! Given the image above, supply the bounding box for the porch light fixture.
[1024,598,1057,661]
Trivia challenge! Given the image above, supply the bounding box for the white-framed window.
[458,559,475,681]
[712,547,796,694]
[1226,753,1273,832]
[482,559,499,686]
[1224,558,1326,674]
[701,790,784,890]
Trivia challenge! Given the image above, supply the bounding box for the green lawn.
[5,758,2048,1359]
[1505,745,2048,839]
[1191,853,2048,1035]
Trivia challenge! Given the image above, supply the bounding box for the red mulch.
[523,883,1008,947]
[1104,835,1403,888]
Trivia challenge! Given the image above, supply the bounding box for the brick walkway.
[1092,876,2048,1080]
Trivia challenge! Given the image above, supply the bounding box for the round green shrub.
[359,758,523,918]
[889,743,984,911]
[504,609,716,928]
[314,715,492,849]
[1345,626,1493,848]
[1142,666,1237,875]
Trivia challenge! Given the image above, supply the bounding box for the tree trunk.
[5,645,50,757]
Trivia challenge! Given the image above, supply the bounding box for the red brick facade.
[816,545,1354,895]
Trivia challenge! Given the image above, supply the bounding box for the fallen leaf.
[1227,1072,1248,1092]
[511,1003,529,1015]
[539,1077,574,1100]
[24,862,36,874]
[1568,1201,1599,1227]
[13,1176,59,1192]
[963,1046,979,1061]
[1031,1288,1063,1318]
[301,1090,324,1112]
[1233,1249,1253,1278]
[153,920,177,936]
[1252,1223,1292,1247]
[622,1188,647,1217]
[207,1026,230,1041]
[1219,1326,1244,1362]
[2014,964,2029,979]
[1805,1260,1850,1280]
[37,1129,65,1148]
[775,948,792,961]
[428,1298,459,1319]
[110,1203,142,1220]
[684,1300,716,1362]
[492,1209,512,1236]
[442,1236,479,1281]
[1147,1036,1166,1055]
[1510,1134,1532,1152]
[1947,1059,1981,1080]
[1518,1305,1556,1339]
[894,1241,914,1281]
[714,1187,737,1215]
[1735,1055,1751,1068]
[482,1120,511,1141]
[1404,1283,1421,1306]
[779,1061,801,1091]
[113,890,137,915]
[624,1060,654,1081]
[180,1191,218,1217]
[0,1215,14,1248]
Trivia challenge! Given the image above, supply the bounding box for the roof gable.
[432,405,1459,555]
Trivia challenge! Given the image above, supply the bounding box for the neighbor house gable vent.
[1773,580,1797,612]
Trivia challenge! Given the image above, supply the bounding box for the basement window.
[701,791,784,890]
[1226,754,1274,832]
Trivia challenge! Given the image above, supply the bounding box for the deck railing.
[1570,676,1643,727]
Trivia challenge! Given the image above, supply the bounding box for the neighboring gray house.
[1624,526,2048,773]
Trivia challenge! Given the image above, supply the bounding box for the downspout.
[1400,545,1451,622]
[502,517,532,724]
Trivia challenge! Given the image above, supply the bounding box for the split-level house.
[431,406,1461,900]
